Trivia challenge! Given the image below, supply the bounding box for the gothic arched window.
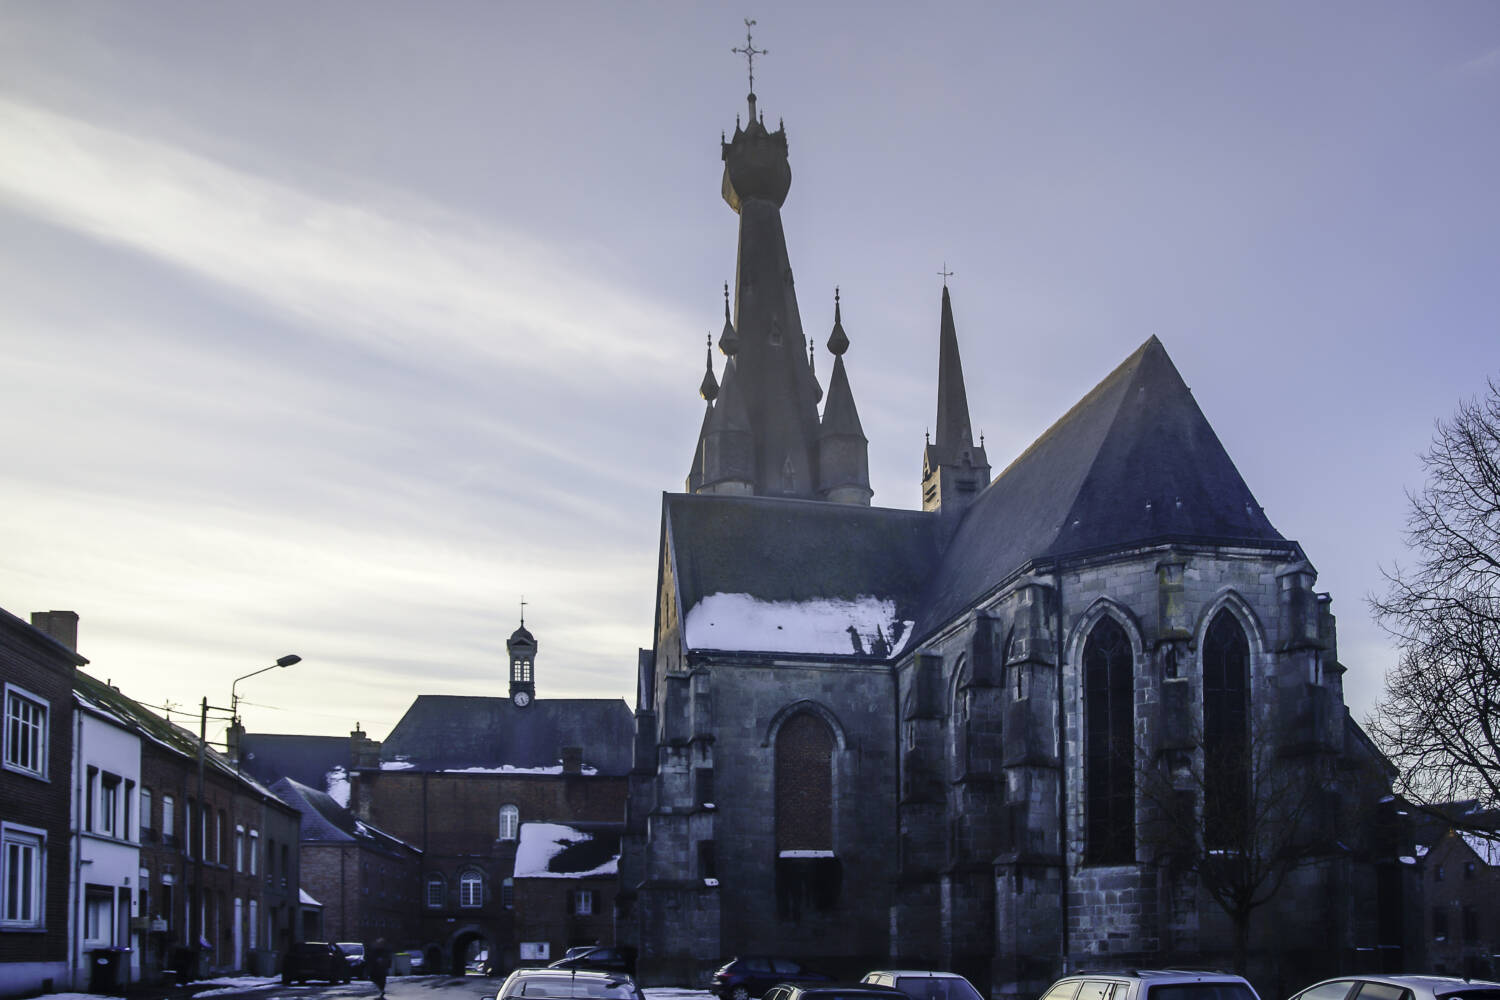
[774,711,839,917]
[1084,616,1135,864]
[498,803,519,841]
[1203,608,1250,847]
[458,869,483,908]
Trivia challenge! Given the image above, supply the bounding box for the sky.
[1,2,1496,742]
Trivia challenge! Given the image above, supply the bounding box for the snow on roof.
[779,850,835,859]
[1461,832,1500,867]
[380,758,415,770]
[513,822,619,879]
[684,592,914,657]
[439,764,598,775]
[325,766,350,807]
[299,888,321,906]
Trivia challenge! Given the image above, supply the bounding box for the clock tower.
[507,609,536,706]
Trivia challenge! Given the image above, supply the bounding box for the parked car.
[862,970,984,1000]
[548,947,634,974]
[714,957,832,1000]
[761,983,907,1000]
[496,968,645,1000]
[336,941,367,978]
[282,941,354,985]
[1288,976,1500,1000]
[1039,969,1260,1000]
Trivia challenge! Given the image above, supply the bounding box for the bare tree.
[1369,379,1500,813]
[1139,731,1339,974]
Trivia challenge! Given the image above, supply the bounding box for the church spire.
[922,283,989,516]
[818,288,872,506]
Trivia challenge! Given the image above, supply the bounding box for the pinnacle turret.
[818,290,871,506]
[922,284,989,516]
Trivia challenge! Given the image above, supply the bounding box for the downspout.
[73,709,85,989]
[339,848,347,941]
[1053,563,1069,971]
[891,652,902,964]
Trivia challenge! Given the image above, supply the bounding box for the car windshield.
[338,944,364,957]
[1148,984,1258,1000]
[896,979,983,1000]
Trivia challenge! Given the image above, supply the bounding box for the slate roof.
[380,696,634,775]
[667,337,1296,654]
[239,733,349,792]
[916,336,1289,633]
[270,776,417,854]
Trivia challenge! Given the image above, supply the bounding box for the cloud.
[1456,44,1500,80]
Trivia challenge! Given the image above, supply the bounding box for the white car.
[1289,976,1500,1000]
[495,968,644,1000]
[861,970,984,1000]
[1038,969,1261,1000]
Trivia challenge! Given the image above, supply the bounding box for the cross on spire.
[732,19,767,97]
[938,262,954,287]
[519,595,527,628]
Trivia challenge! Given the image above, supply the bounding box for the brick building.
[270,777,420,948]
[1422,826,1500,977]
[242,621,633,974]
[623,83,1410,999]
[1,608,84,998]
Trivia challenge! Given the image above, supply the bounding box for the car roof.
[510,969,634,981]
[1060,971,1252,984]
[1304,976,1500,992]
[867,972,970,980]
[791,986,905,995]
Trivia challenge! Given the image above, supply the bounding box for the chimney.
[562,746,583,774]
[349,724,381,770]
[31,610,79,651]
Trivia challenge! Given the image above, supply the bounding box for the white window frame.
[84,887,113,945]
[99,774,120,837]
[235,825,245,872]
[459,870,483,908]
[248,829,259,875]
[573,888,595,916]
[425,874,445,909]
[499,804,519,841]
[4,683,49,780]
[1,823,46,929]
[162,795,175,841]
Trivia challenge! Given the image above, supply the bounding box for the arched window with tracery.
[1203,608,1251,847]
[498,803,519,841]
[1084,615,1135,864]
[774,711,839,917]
[458,869,483,908]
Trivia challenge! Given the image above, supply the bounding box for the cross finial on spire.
[938,262,954,287]
[519,595,527,628]
[732,18,766,118]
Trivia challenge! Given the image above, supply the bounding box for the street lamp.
[231,653,302,726]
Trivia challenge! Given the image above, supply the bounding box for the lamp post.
[192,654,300,972]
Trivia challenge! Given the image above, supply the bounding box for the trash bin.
[89,947,131,995]
[392,952,412,976]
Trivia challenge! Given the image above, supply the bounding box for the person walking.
[370,939,392,998]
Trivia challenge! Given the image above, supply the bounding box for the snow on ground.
[191,976,282,997]
[684,592,913,657]
[645,990,715,1000]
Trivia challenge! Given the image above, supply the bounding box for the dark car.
[282,941,353,985]
[548,947,635,975]
[763,983,908,1000]
[336,941,367,978]
[714,957,831,1000]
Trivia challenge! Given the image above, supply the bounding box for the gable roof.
[270,776,418,854]
[379,696,633,775]
[917,336,1290,634]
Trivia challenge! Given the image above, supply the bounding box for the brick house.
[269,777,421,949]
[512,821,622,964]
[1,608,84,998]
[1423,827,1500,977]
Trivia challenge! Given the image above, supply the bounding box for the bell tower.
[507,602,536,707]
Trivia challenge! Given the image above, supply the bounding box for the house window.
[1203,609,1250,848]
[499,804,519,841]
[459,870,483,908]
[248,899,258,950]
[235,826,245,872]
[99,775,120,837]
[3,684,48,779]
[85,888,113,944]
[1434,907,1449,940]
[1,824,45,928]
[140,788,153,842]
[573,889,595,916]
[1465,861,1476,880]
[1464,905,1479,941]
[162,795,175,845]
[1084,615,1135,864]
[124,780,134,840]
[425,874,445,908]
[249,830,259,875]
[1436,865,1446,882]
[501,878,513,909]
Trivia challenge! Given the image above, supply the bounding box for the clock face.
[513,690,532,707]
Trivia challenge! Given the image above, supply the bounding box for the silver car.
[861,970,984,1000]
[495,968,645,1000]
[1289,976,1500,1000]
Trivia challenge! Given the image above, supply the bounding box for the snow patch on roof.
[779,849,835,859]
[1462,832,1500,867]
[513,822,618,879]
[381,758,414,770]
[299,888,321,906]
[684,592,913,656]
[325,766,350,807]
[1417,844,1430,857]
[440,764,598,775]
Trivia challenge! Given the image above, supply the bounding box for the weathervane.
[938,262,954,287]
[732,18,767,95]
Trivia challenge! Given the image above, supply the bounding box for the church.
[618,78,1411,998]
